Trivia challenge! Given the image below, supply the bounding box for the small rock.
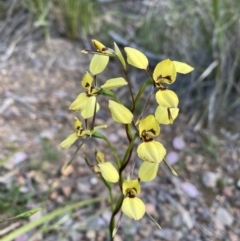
[86,230,96,239]
[236,179,240,189]
[222,187,233,197]
[90,177,98,185]
[108,133,119,143]
[12,152,28,164]
[215,207,234,226]
[229,231,239,241]
[178,205,194,229]
[181,182,200,198]
[154,228,182,241]
[201,172,219,188]
[172,136,186,150]
[61,185,72,197]
[0,98,14,114]
[40,129,55,140]
[165,151,179,165]
[145,203,157,216]
[114,234,123,241]
[61,164,74,176]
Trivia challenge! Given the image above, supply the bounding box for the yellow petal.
[155,106,179,124]
[101,77,128,90]
[69,93,88,111]
[122,197,145,220]
[81,71,93,89]
[93,124,107,132]
[155,89,179,107]
[138,162,159,182]
[153,59,177,85]
[90,54,109,75]
[96,151,105,164]
[92,39,106,53]
[139,115,160,138]
[81,96,100,119]
[60,133,78,148]
[98,162,119,183]
[172,61,194,74]
[124,47,148,69]
[137,141,166,163]
[73,117,83,131]
[108,100,133,124]
[92,39,115,55]
[114,42,126,71]
[122,179,141,195]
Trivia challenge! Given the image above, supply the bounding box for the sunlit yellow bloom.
[155,105,179,125]
[98,162,119,183]
[69,72,100,118]
[153,59,177,86]
[139,115,160,141]
[172,61,194,74]
[137,141,166,163]
[122,179,145,220]
[155,89,179,108]
[138,161,159,182]
[108,100,133,124]
[101,77,127,90]
[153,59,194,87]
[95,151,119,183]
[155,89,179,125]
[92,39,115,55]
[60,117,107,148]
[124,47,149,69]
[90,54,109,75]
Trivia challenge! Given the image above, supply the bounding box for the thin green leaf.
[163,159,178,176]
[1,197,106,241]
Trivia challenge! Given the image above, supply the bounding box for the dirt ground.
[0,37,240,241]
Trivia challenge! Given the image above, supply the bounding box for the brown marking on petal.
[159,86,167,91]
[147,128,156,135]
[157,75,172,83]
[167,108,173,121]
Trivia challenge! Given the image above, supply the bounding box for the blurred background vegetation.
[0,0,240,239]
[1,0,239,131]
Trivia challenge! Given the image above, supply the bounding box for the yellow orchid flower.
[153,59,194,87]
[95,151,119,183]
[124,47,149,69]
[155,89,179,125]
[60,117,107,148]
[137,141,166,163]
[137,115,166,163]
[139,115,160,141]
[138,161,159,182]
[122,179,145,220]
[108,100,133,124]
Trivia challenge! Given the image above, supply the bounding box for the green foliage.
[41,139,60,161]
[109,0,240,126]
[0,183,33,215]
[54,0,98,39]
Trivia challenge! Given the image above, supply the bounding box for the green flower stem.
[125,124,132,142]
[134,79,153,112]
[101,176,114,211]
[92,132,121,169]
[146,67,155,83]
[137,85,155,122]
[119,133,138,175]
[90,95,98,130]
[64,140,85,169]
[123,69,135,112]
[109,194,124,241]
